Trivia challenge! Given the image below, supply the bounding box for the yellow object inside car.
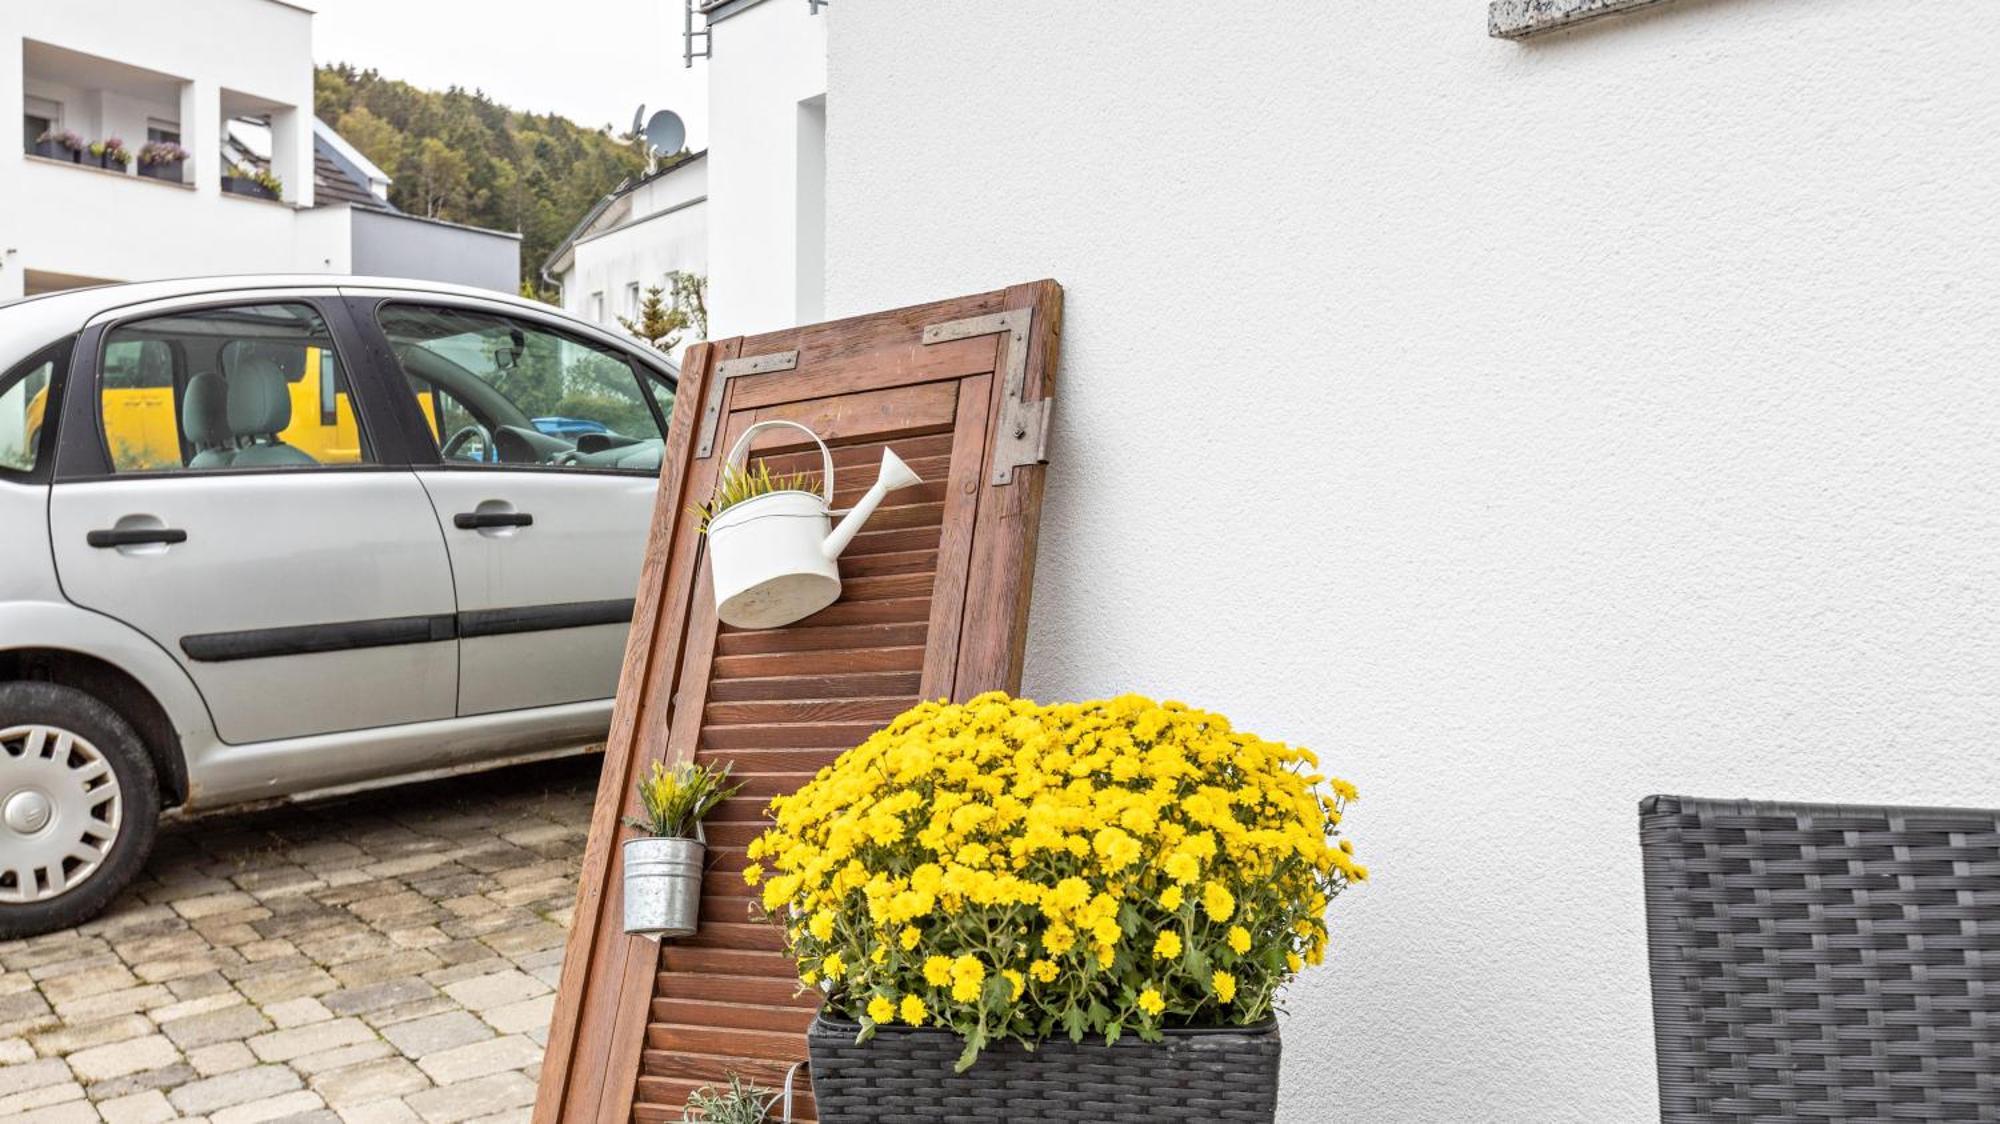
[96,343,365,471]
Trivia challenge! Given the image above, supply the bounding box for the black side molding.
[182,614,458,663]
[458,598,636,638]
[180,599,637,662]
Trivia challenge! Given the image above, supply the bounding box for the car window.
[0,351,57,474]
[377,303,671,473]
[98,302,373,474]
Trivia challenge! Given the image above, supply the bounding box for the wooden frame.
[536,281,1063,1123]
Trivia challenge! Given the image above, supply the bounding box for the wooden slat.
[536,282,1062,1124]
[702,697,913,726]
[706,670,924,702]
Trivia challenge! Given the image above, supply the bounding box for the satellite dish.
[643,110,686,157]
[631,104,646,137]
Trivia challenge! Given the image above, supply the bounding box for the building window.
[23,95,61,154]
[146,119,180,145]
[624,282,641,321]
[589,291,605,323]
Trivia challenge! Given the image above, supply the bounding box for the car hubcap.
[0,725,122,904]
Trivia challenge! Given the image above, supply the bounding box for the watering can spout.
[823,448,923,560]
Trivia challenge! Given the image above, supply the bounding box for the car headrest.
[181,372,230,446]
[227,356,292,437]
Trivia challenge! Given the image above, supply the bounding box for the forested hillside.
[314,64,647,296]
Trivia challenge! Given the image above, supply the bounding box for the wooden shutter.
[536,281,1063,1124]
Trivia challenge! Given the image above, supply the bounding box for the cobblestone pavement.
[0,754,600,1123]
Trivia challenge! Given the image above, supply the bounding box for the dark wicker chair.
[1641,795,2000,1122]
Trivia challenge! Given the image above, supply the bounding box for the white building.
[0,0,519,300]
[543,151,708,344]
[696,2,1997,1121]
[545,0,826,355]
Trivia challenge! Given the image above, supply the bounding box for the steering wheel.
[441,423,493,463]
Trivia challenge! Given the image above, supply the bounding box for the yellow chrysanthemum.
[1202,883,1235,922]
[866,995,895,1023]
[746,692,1362,1067]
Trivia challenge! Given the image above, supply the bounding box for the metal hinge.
[695,349,799,458]
[922,308,1051,485]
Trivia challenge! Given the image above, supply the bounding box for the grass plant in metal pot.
[745,693,1366,1123]
[624,760,738,938]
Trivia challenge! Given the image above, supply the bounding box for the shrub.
[680,1075,776,1123]
[746,692,1365,1069]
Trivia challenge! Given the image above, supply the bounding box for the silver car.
[0,276,675,937]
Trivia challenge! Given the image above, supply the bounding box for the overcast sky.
[308,0,710,149]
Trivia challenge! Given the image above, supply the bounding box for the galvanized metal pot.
[623,834,705,938]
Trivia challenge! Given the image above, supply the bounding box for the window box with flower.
[221,163,282,201]
[88,137,131,171]
[137,141,189,182]
[33,129,85,163]
[746,692,1366,1123]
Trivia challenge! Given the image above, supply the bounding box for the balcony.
[21,37,306,204]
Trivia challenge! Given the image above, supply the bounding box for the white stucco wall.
[823,3,2000,1120]
[561,156,709,359]
[704,0,826,339]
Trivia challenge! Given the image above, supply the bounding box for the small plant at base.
[680,1075,777,1123]
[626,760,739,839]
[691,460,822,533]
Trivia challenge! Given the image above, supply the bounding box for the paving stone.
[464,1110,531,1124]
[236,967,339,1005]
[308,1056,428,1107]
[150,993,245,1025]
[0,1078,86,1117]
[331,952,442,989]
[163,1004,272,1050]
[322,979,436,1019]
[66,1033,179,1082]
[11,1099,101,1123]
[81,1061,195,1100]
[98,1088,176,1124]
[169,1064,304,1116]
[211,1089,327,1124]
[39,964,139,1006]
[175,892,259,920]
[0,1057,73,1098]
[288,1040,393,1078]
[188,1041,258,1077]
[412,1035,536,1086]
[380,1012,490,1059]
[266,998,335,1028]
[477,995,553,1037]
[402,1070,537,1124]
[29,1014,155,1057]
[51,984,175,1024]
[247,1018,374,1064]
[439,971,545,1014]
[0,1036,33,1063]
[337,1097,424,1123]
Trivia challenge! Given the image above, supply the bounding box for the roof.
[541,150,706,280]
[313,148,388,209]
[313,117,393,211]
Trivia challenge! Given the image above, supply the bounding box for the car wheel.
[0,682,160,939]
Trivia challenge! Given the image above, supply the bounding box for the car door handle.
[453,511,534,529]
[86,527,188,548]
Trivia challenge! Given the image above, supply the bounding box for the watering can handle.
[719,419,835,507]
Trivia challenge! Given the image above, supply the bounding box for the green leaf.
[1104,1020,1123,1046]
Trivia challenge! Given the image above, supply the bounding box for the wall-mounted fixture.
[1490,0,1679,39]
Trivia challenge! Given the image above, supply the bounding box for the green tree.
[618,286,687,355]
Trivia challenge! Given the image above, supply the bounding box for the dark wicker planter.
[222,176,278,200]
[138,161,184,183]
[806,1014,1281,1123]
[32,141,78,162]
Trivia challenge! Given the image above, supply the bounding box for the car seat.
[182,372,235,468]
[226,356,317,467]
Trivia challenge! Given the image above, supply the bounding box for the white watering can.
[705,419,923,629]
